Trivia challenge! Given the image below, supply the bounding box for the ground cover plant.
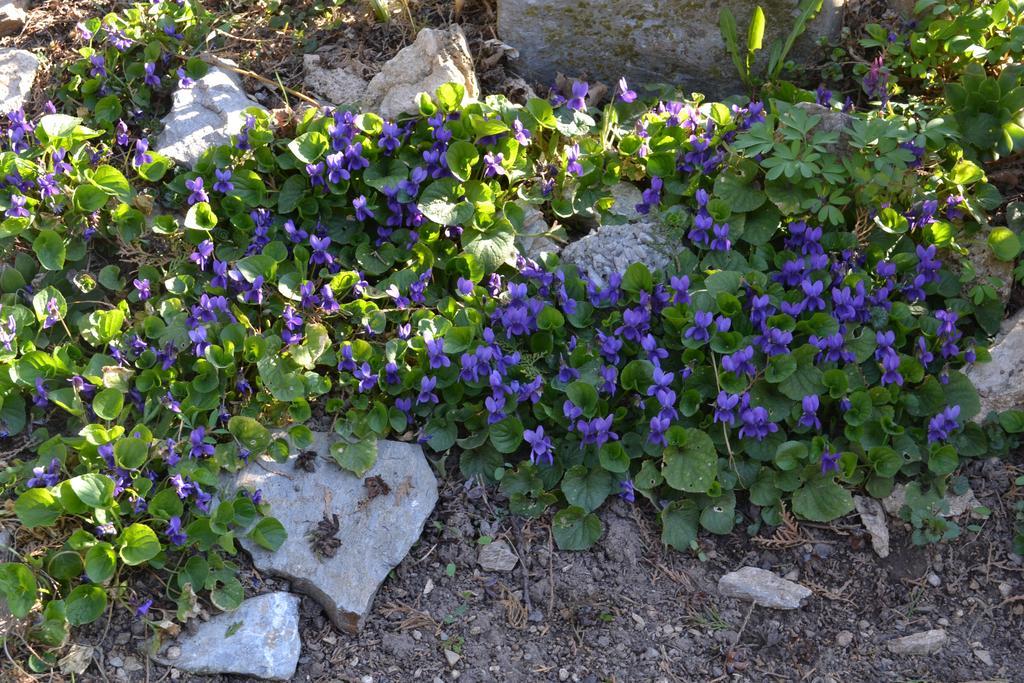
[0,0,1022,671]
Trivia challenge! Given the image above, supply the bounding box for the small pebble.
[444,650,461,667]
[927,573,941,587]
[108,656,124,668]
[166,646,181,660]
[559,669,570,681]
[836,631,853,647]
[938,617,950,627]
[413,630,423,641]
[858,620,870,631]
[361,676,374,683]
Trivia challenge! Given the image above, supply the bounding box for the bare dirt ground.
[70,455,1023,683]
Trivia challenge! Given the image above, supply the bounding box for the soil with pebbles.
[66,455,1024,683]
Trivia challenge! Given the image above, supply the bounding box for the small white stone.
[886,629,948,656]
[478,540,519,572]
[0,48,39,115]
[974,649,993,666]
[927,573,941,587]
[412,630,423,641]
[718,566,812,610]
[444,650,461,667]
[854,495,890,558]
[364,27,478,120]
[559,668,570,681]
[836,631,853,647]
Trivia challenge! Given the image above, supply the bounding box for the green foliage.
[0,0,1022,670]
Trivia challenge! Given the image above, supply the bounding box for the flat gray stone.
[882,484,983,518]
[153,592,301,680]
[156,63,266,168]
[515,204,561,260]
[607,182,644,220]
[303,54,368,107]
[477,540,519,572]
[0,48,38,114]
[967,307,1024,418]
[233,436,438,633]
[561,220,675,289]
[364,26,478,120]
[0,0,28,37]
[718,566,811,609]
[853,495,890,558]
[886,628,948,655]
[498,0,844,101]
[961,232,1013,303]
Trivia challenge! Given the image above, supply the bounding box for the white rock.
[156,63,267,168]
[0,49,39,114]
[515,204,560,260]
[153,592,301,680]
[303,54,367,107]
[836,630,853,648]
[477,540,519,572]
[607,182,644,219]
[231,435,438,633]
[882,484,982,519]
[886,629,948,655]
[364,27,478,120]
[0,0,28,37]
[717,566,811,610]
[974,648,993,666]
[853,495,890,558]
[58,644,93,675]
[561,220,676,289]
[967,308,1024,418]
[444,649,461,667]
[962,233,1013,303]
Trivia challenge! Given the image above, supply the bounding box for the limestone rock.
[968,308,1024,418]
[607,182,644,220]
[853,495,890,558]
[794,102,854,153]
[498,0,844,101]
[153,592,301,680]
[561,220,676,289]
[515,204,560,260]
[478,540,518,572]
[232,435,438,633]
[364,26,478,120]
[0,0,28,37]
[882,484,983,518]
[0,49,39,114]
[303,54,368,108]
[886,628,948,655]
[966,233,1014,302]
[156,63,267,168]
[717,566,811,609]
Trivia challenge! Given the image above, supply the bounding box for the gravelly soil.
[65,455,1022,683]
